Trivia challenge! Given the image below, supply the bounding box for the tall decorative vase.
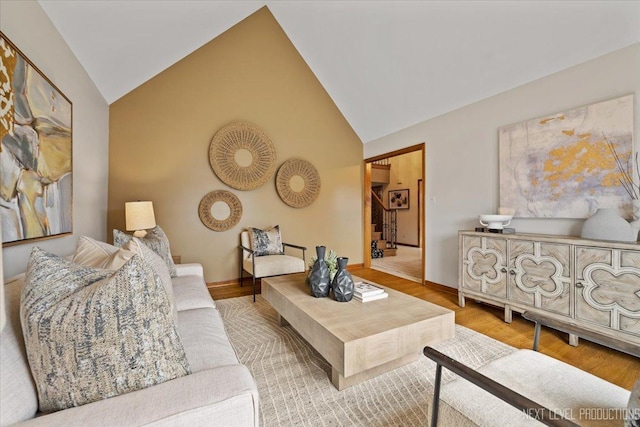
[309,246,330,298]
[581,208,635,242]
[331,257,354,302]
[631,200,640,242]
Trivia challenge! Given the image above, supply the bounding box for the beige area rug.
[216,295,516,426]
[371,246,422,282]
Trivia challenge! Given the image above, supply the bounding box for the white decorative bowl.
[479,214,513,230]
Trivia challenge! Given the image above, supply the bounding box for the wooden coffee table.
[261,273,455,390]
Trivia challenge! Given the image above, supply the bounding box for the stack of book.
[353,281,388,302]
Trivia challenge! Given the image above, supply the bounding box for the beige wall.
[1,1,110,278]
[365,43,640,288]
[108,7,363,283]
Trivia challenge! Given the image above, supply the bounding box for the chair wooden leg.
[240,267,244,287]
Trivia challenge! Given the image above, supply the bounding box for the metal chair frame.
[239,242,306,302]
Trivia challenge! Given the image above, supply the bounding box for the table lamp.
[125,201,156,237]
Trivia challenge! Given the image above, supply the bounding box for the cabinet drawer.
[575,247,640,337]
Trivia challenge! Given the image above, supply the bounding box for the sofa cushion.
[248,225,284,256]
[123,236,178,323]
[114,225,177,276]
[12,365,259,427]
[172,275,216,311]
[177,308,239,372]
[71,236,135,270]
[243,254,305,278]
[0,274,38,425]
[21,248,191,413]
[175,263,204,278]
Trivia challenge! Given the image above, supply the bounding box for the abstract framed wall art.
[389,189,410,210]
[499,94,634,219]
[0,32,73,245]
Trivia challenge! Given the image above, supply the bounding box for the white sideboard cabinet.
[459,230,640,347]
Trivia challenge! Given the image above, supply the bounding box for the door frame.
[363,143,426,283]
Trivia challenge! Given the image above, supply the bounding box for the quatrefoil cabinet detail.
[576,246,640,334]
[459,230,640,349]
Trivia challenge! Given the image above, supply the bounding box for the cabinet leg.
[504,306,512,323]
[458,292,465,308]
[568,333,579,347]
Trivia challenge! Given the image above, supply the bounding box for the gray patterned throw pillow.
[249,225,284,256]
[21,247,190,413]
[123,236,178,323]
[114,225,177,276]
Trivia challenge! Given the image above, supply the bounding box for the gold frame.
[1,32,73,246]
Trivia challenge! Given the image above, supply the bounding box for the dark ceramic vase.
[309,246,330,298]
[332,257,354,302]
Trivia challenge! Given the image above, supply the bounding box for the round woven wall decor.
[198,190,242,232]
[276,158,321,208]
[209,122,277,191]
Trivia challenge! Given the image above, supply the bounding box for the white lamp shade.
[125,201,156,232]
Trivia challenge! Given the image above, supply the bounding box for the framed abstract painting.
[389,189,410,210]
[499,94,634,219]
[0,32,73,245]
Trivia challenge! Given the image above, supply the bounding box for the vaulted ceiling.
[38,1,640,143]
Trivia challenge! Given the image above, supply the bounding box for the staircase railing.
[370,189,397,250]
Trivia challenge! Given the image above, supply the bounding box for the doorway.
[363,143,425,283]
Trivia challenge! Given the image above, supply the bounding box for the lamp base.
[132,230,148,238]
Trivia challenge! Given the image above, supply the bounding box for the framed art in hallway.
[0,32,73,246]
[389,189,410,209]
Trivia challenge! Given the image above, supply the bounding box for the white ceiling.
[38,0,640,143]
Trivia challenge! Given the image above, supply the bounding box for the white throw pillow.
[71,236,135,270]
[21,248,190,413]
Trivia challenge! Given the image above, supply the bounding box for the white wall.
[1,1,109,278]
[365,43,640,288]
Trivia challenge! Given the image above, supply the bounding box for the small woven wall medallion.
[209,122,277,191]
[276,158,321,208]
[198,190,242,232]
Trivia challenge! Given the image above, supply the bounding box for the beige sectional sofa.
[0,263,259,426]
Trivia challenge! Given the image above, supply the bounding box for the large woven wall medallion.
[276,158,321,208]
[198,190,242,232]
[209,122,277,191]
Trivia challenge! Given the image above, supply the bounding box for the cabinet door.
[461,235,507,298]
[575,247,640,337]
[508,240,571,316]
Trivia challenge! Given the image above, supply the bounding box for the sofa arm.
[17,365,258,427]
[175,263,204,278]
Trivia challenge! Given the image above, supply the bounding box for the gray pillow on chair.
[249,225,284,256]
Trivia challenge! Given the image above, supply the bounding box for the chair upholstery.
[239,230,306,301]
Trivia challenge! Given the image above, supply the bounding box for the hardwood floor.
[208,267,640,390]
